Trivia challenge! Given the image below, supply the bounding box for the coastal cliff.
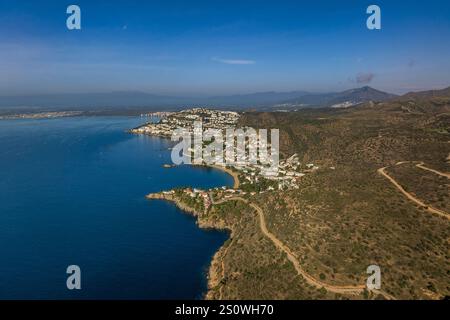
[146,190,233,300]
[147,192,200,217]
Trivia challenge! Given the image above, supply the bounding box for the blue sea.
[0,116,232,299]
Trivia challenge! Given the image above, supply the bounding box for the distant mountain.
[328,86,398,106]
[378,86,450,115]
[0,91,311,109]
[0,91,189,109]
[207,91,310,107]
[399,86,450,100]
[280,86,397,108]
[0,87,399,111]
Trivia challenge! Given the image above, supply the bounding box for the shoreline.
[146,191,234,300]
[192,164,240,189]
[135,124,240,300]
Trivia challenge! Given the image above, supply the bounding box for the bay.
[0,116,232,299]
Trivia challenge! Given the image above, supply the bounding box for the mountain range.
[1,86,449,112]
[278,86,397,108]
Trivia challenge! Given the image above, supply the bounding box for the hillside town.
[131,108,240,138]
[133,108,319,196]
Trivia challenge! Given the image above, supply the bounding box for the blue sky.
[1,0,450,95]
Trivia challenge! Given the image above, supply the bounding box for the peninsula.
[136,87,450,300]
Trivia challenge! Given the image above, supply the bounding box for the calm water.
[0,116,232,299]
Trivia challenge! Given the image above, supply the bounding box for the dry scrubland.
[167,88,450,299]
[386,163,449,213]
[231,92,449,299]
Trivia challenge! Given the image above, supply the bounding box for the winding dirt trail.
[378,166,449,220]
[212,196,376,297]
[416,163,450,179]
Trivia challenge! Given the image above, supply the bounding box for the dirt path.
[212,196,373,296]
[378,167,449,220]
[416,163,450,179]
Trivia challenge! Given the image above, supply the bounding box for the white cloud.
[212,57,255,65]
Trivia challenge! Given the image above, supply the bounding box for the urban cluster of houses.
[233,153,311,191]
[160,155,323,212]
[131,108,240,138]
[133,108,321,194]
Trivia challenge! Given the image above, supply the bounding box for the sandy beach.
[200,164,240,189]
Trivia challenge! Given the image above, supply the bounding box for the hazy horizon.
[1,84,450,98]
